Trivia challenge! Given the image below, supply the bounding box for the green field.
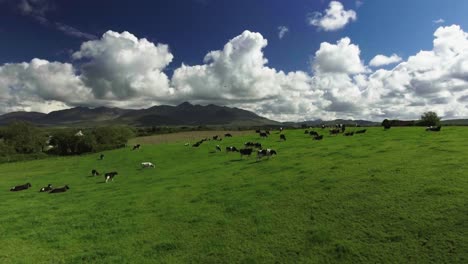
[0,127,467,263]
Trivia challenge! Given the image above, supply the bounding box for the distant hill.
[0,102,280,127]
[441,119,468,125]
[284,119,380,127]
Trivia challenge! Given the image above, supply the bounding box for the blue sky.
[1,0,468,121]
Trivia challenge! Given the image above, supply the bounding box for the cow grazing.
[216,145,222,152]
[104,172,118,183]
[91,169,100,176]
[49,185,70,193]
[313,135,323,140]
[257,149,277,160]
[239,148,253,157]
[39,184,53,192]
[344,131,355,136]
[99,154,104,160]
[280,134,286,141]
[141,162,155,168]
[426,126,441,132]
[259,132,268,138]
[309,131,319,137]
[10,183,32,192]
[224,133,232,137]
[132,144,141,150]
[226,146,239,152]
[355,129,367,134]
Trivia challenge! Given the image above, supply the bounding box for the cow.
[39,184,53,192]
[257,149,277,160]
[216,145,222,152]
[132,144,141,150]
[355,129,367,134]
[99,154,104,160]
[426,126,441,132]
[91,169,100,176]
[255,130,261,133]
[213,135,219,140]
[226,146,239,152]
[141,162,155,168]
[329,128,340,135]
[341,124,346,133]
[321,124,326,129]
[224,133,232,137]
[313,135,323,140]
[239,148,253,157]
[309,131,319,137]
[10,183,32,192]
[104,172,118,183]
[259,132,268,138]
[304,130,309,134]
[244,142,262,149]
[344,131,355,136]
[49,185,70,193]
[280,134,286,141]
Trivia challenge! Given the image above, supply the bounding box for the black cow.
[49,185,70,193]
[355,129,367,134]
[39,184,53,192]
[280,134,286,141]
[344,131,354,136]
[132,144,141,150]
[213,135,219,140]
[224,133,232,137]
[10,183,32,192]
[104,171,118,183]
[426,126,441,132]
[91,169,100,176]
[313,135,323,140]
[244,142,262,149]
[259,132,268,138]
[309,131,319,137]
[216,145,221,152]
[239,148,253,157]
[255,129,261,133]
[226,146,239,152]
[257,149,277,160]
[99,154,104,160]
[329,128,340,135]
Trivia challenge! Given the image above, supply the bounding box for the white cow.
[141,162,155,168]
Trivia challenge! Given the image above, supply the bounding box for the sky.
[1,0,468,121]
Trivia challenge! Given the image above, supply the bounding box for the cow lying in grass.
[49,185,69,193]
[355,129,367,134]
[226,146,239,152]
[91,169,100,176]
[39,184,53,192]
[141,162,155,168]
[10,183,32,191]
[104,172,118,183]
[313,135,323,140]
[240,148,253,157]
[426,126,441,132]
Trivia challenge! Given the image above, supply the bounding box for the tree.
[382,119,391,129]
[2,121,45,154]
[420,111,440,126]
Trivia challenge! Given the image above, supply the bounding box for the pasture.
[0,127,467,263]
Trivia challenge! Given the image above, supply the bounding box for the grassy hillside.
[0,127,467,263]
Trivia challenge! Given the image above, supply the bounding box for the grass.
[0,127,467,263]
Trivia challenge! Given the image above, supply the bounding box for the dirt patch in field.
[129,130,254,145]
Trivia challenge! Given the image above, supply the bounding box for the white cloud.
[369,54,402,67]
[278,26,289,39]
[313,37,366,74]
[73,30,174,102]
[433,18,445,24]
[309,1,357,31]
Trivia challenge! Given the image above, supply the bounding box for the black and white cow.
[226,146,239,152]
[141,162,155,168]
[344,131,354,136]
[224,133,233,137]
[216,145,222,152]
[39,184,53,192]
[213,135,219,140]
[104,172,118,183]
[329,128,340,135]
[313,135,323,140]
[10,183,32,192]
[239,148,253,157]
[132,144,141,150]
[257,149,277,160]
[426,126,441,132]
[280,134,286,141]
[91,169,100,176]
[309,131,319,137]
[49,185,70,193]
[259,132,268,138]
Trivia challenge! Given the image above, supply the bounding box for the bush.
[2,121,45,154]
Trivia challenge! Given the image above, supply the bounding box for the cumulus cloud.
[278,26,289,39]
[313,37,366,74]
[73,30,174,102]
[309,1,357,31]
[369,54,402,67]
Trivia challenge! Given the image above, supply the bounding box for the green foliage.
[420,111,441,126]
[0,127,467,263]
[2,121,45,154]
[382,119,391,129]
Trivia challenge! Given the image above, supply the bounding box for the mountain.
[283,119,380,127]
[0,103,280,127]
